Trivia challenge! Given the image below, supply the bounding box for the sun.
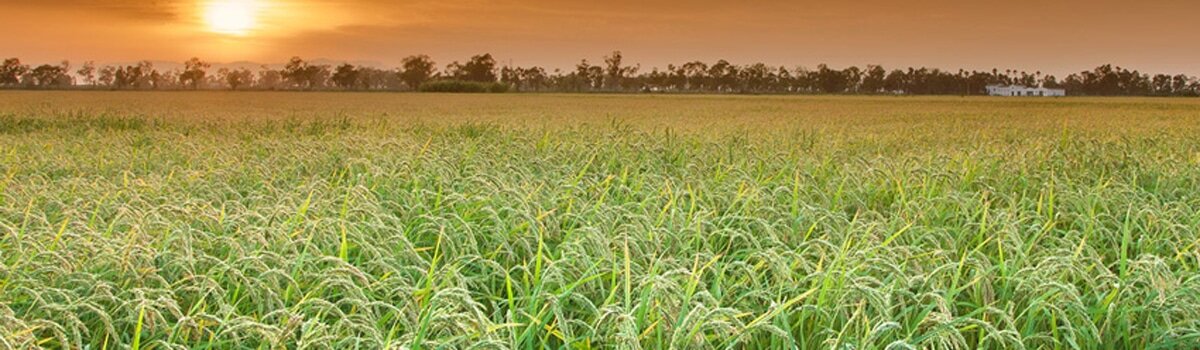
[203,0,260,36]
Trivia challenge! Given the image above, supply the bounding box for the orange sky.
[2,0,1197,75]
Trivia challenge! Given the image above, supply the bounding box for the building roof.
[986,84,1064,91]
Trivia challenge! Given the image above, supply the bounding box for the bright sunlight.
[203,0,260,36]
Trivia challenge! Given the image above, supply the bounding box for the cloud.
[2,0,187,21]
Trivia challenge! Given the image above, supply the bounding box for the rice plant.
[1,92,1199,349]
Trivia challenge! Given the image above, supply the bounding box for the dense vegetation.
[417,80,510,93]
[2,52,1198,96]
[1,92,1199,349]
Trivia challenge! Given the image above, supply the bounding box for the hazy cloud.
[2,0,186,20]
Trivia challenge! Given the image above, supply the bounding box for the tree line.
[2,52,1198,96]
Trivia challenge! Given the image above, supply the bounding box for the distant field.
[1,92,1199,349]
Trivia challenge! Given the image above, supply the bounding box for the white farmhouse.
[986,85,1066,97]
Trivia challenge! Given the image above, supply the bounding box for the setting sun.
[204,0,260,36]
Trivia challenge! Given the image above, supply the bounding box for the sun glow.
[203,0,260,36]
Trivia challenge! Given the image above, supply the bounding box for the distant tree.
[1016,71,1037,87]
[842,66,863,93]
[256,66,283,90]
[113,61,156,89]
[309,65,332,89]
[603,51,639,90]
[59,61,74,85]
[741,63,771,92]
[282,57,309,88]
[573,59,598,91]
[28,62,72,88]
[643,67,666,91]
[180,57,210,89]
[1172,75,1194,97]
[443,61,464,80]
[775,66,794,92]
[663,64,683,90]
[1041,75,1061,89]
[861,65,887,94]
[282,57,329,89]
[1151,74,1173,96]
[356,67,399,90]
[585,65,603,90]
[681,61,708,90]
[1057,64,1159,96]
[0,52,1197,96]
[883,69,906,94]
[113,66,132,89]
[331,63,360,90]
[460,54,497,82]
[399,55,436,90]
[146,69,164,89]
[219,67,254,90]
[136,61,157,89]
[76,61,96,86]
[814,64,846,93]
[521,66,549,91]
[500,66,521,90]
[156,69,181,89]
[798,66,820,92]
[98,66,116,87]
[708,60,738,92]
[0,58,29,87]
[964,71,991,95]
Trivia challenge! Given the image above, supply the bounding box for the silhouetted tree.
[883,69,906,94]
[282,57,329,89]
[180,57,210,89]
[332,63,360,90]
[500,66,521,90]
[97,66,116,87]
[0,54,1193,96]
[399,55,436,90]
[843,66,863,93]
[861,65,887,94]
[0,58,29,87]
[112,61,156,89]
[521,67,549,91]
[28,61,72,88]
[681,61,708,90]
[460,54,497,82]
[357,67,401,90]
[708,60,738,92]
[219,68,254,90]
[257,66,283,90]
[156,69,181,89]
[603,51,639,90]
[814,64,847,93]
[76,61,96,86]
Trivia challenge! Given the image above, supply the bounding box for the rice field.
[1,91,1200,349]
